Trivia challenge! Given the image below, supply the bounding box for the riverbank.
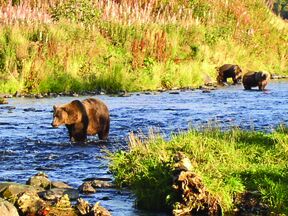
[109,127,288,214]
[1,75,288,100]
[0,172,112,216]
[0,0,287,94]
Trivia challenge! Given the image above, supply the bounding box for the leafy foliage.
[109,128,288,214]
[0,0,287,93]
[50,0,101,27]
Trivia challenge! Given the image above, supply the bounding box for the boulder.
[0,97,8,105]
[0,182,40,203]
[75,198,91,215]
[78,182,96,194]
[0,198,19,216]
[91,202,111,216]
[43,195,77,216]
[15,191,46,215]
[26,172,51,189]
[39,188,79,201]
[75,198,111,216]
[55,194,71,208]
[92,180,114,188]
[46,207,77,216]
[51,181,72,189]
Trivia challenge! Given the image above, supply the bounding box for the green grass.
[109,127,288,214]
[0,0,287,94]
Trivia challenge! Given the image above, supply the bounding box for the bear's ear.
[53,105,57,111]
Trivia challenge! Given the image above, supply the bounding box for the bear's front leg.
[66,124,87,142]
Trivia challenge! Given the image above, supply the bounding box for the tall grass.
[109,127,288,213]
[0,0,51,24]
[0,0,287,94]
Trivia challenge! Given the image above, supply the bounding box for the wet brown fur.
[216,64,242,85]
[52,98,110,142]
[242,71,270,90]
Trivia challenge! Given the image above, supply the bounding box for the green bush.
[0,0,287,94]
[109,128,288,214]
[50,0,101,27]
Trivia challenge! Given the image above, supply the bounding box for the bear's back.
[82,98,110,137]
[243,71,258,87]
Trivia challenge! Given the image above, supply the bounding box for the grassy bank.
[0,0,287,94]
[109,127,288,214]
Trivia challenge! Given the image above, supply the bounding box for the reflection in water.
[0,81,288,215]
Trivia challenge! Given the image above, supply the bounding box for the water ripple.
[0,81,288,214]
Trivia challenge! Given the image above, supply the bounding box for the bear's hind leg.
[98,122,110,140]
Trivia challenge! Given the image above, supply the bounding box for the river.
[0,81,288,215]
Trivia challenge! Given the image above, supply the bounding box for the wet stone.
[55,194,71,208]
[271,74,288,79]
[202,89,211,93]
[39,188,79,201]
[26,172,51,189]
[46,207,77,216]
[35,94,43,99]
[100,196,110,201]
[0,182,40,202]
[0,198,19,216]
[16,191,46,215]
[76,198,111,216]
[51,181,72,189]
[23,108,36,112]
[0,97,8,104]
[144,92,152,95]
[83,177,112,182]
[79,182,96,194]
[48,93,58,97]
[76,198,91,215]
[204,82,217,87]
[92,202,111,216]
[118,91,132,97]
[3,94,12,98]
[169,91,180,95]
[92,180,114,188]
[0,105,15,110]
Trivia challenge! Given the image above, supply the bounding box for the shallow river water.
[0,81,288,215]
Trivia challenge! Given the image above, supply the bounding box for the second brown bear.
[52,98,110,142]
[216,64,243,85]
[242,71,270,91]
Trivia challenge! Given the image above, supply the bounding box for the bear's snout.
[51,122,58,128]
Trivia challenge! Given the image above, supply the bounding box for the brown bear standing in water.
[242,71,270,90]
[51,98,110,142]
[216,64,242,85]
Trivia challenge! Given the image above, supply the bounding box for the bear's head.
[255,71,270,82]
[261,71,270,81]
[51,104,79,128]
